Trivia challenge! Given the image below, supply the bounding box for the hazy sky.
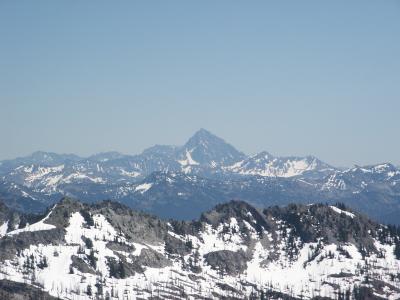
[1,1,399,167]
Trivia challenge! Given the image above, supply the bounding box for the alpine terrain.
[0,129,399,224]
[0,198,400,299]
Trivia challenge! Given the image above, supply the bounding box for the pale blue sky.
[0,1,399,166]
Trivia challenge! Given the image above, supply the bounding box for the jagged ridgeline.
[0,198,400,299]
[1,129,400,225]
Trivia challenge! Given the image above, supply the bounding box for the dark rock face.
[45,197,84,227]
[132,248,171,268]
[71,255,96,275]
[265,203,379,251]
[106,241,135,253]
[204,250,249,275]
[201,200,271,235]
[92,200,168,244]
[0,201,11,224]
[106,255,140,278]
[164,235,192,256]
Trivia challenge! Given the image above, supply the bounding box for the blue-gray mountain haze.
[0,129,399,224]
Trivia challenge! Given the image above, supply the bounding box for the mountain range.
[0,198,400,299]
[0,129,399,224]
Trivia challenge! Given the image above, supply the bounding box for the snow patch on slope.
[134,183,153,193]
[0,221,8,237]
[178,150,199,167]
[226,154,327,178]
[329,206,355,219]
[7,210,56,236]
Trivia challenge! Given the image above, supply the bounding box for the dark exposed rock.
[0,279,57,300]
[164,235,192,256]
[201,200,271,234]
[45,197,84,227]
[204,250,249,275]
[188,274,205,282]
[92,200,168,244]
[106,241,135,253]
[106,255,141,278]
[70,255,96,275]
[216,282,242,294]
[265,203,379,253]
[328,272,354,278]
[131,248,171,268]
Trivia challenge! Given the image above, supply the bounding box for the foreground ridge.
[0,198,399,299]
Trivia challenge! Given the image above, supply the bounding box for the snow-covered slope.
[321,163,400,192]
[225,151,334,178]
[0,198,400,299]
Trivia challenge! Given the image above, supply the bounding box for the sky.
[0,1,399,167]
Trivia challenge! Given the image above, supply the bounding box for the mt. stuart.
[0,129,399,224]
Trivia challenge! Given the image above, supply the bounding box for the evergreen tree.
[95,278,103,297]
[87,250,97,269]
[84,237,94,249]
[80,209,94,227]
[119,259,126,279]
[38,256,48,269]
[86,284,92,296]
[394,240,400,259]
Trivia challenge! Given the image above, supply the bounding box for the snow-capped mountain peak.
[179,128,246,166]
[0,130,399,225]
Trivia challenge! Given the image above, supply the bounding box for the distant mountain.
[0,129,399,225]
[0,198,400,299]
[1,164,399,224]
[125,166,400,223]
[0,129,334,184]
[322,163,400,192]
[0,151,81,175]
[225,151,334,178]
[178,128,246,167]
[87,151,129,162]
